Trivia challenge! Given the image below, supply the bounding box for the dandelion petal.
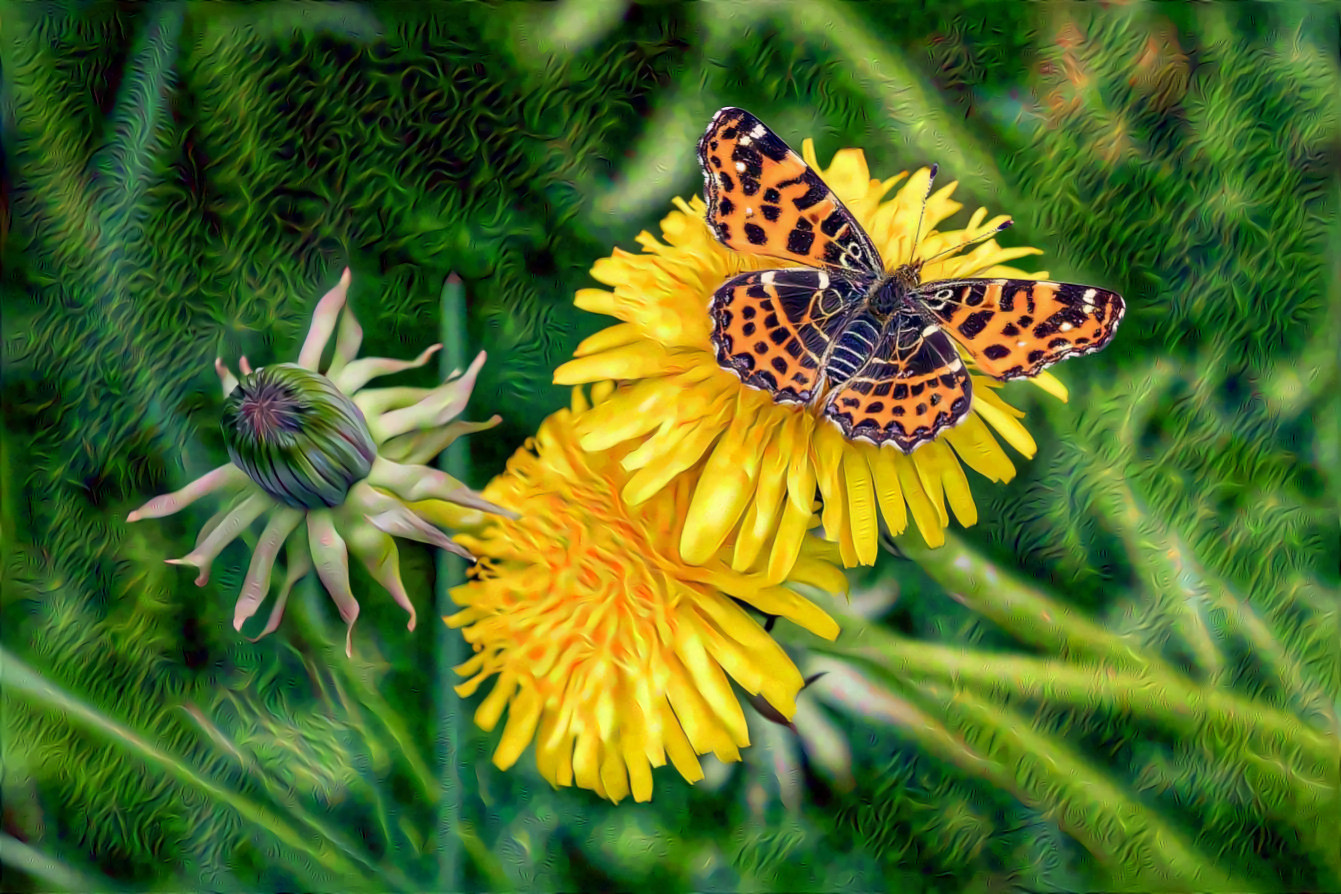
[495,688,544,771]
[842,448,880,566]
[867,447,909,537]
[345,518,417,631]
[127,465,247,522]
[333,343,442,395]
[166,492,270,585]
[307,510,359,657]
[298,268,351,370]
[246,532,312,642]
[233,508,303,630]
[680,406,764,565]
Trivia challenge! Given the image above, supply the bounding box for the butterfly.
[698,107,1126,452]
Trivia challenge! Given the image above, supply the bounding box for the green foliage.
[2,1,1338,892]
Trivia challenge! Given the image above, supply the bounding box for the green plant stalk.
[916,681,1249,893]
[279,578,440,804]
[1094,471,1339,732]
[820,628,1337,793]
[0,832,115,894]
[815,662,1237,892]
[813,659,1026,795]
[436,272,469,891]
[896,531,1338,768]
[814,623,1341,877]
[0,647,370,883]
[178,702,417,891]
[896,532,1156,673]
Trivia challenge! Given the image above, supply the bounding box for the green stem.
[808,616,1341,879]
[1095,471,1339,732]
[179,702,416,890]
[436,272,469,891]
[284,582,439,801]
[917,682,1249,893]
[896,531,1156,673]
[0,648,369,883]
[815,665,1243,892]
[0,833,117,894]
[817,626,1337,789]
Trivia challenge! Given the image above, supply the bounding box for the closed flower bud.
[221,363,376,510]
[129,269,513,656]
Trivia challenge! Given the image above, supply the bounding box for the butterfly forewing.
[822,314,973,451]
[917,278,1126,380]
[710,268,866,404]
[699,107,884,276]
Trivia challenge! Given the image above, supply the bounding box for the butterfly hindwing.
[917,278,1126,380]
[699,107,884,276]
[710,268,865,404]
[823,313,973,451]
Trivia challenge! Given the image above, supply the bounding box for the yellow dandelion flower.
[555,138,1071,577]
[444,383,846,804]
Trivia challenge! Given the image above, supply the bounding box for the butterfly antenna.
[919,219,1014,267]
[909,163,938,263]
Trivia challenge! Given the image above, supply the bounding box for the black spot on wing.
[957,310,995,339]
[786,229,815,255]
[820,212,846,236]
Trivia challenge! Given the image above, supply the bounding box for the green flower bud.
[221,363,376,510]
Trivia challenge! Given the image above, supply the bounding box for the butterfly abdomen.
[823,314,881,383]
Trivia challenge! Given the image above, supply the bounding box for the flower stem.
[179,700,417,891]
[895,531,1155,673]
[436,272,469,891]
[808,613,1341,879]
[814,657,1244,892]
[1094,472,1340,733]
[285,580,440,801]
[914,681,1250,893]
[0,832,117,894]
[0,647,370,883]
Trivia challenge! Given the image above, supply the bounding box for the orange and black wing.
[823,313,973,452]
[916,278,1125,380]
[699,107,884,276]
[711,268,864,405]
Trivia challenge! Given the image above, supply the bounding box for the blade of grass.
[178,702,419,891]
[0,647,371,884]
[896,531,1157,673]
[0,832,119,894]
[812,660,1247,892]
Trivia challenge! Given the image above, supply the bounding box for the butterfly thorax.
[869,263,924,317]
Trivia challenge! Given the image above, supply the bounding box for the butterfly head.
[871,264,922,317]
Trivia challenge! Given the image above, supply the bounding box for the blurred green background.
[2,2,1339,892]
